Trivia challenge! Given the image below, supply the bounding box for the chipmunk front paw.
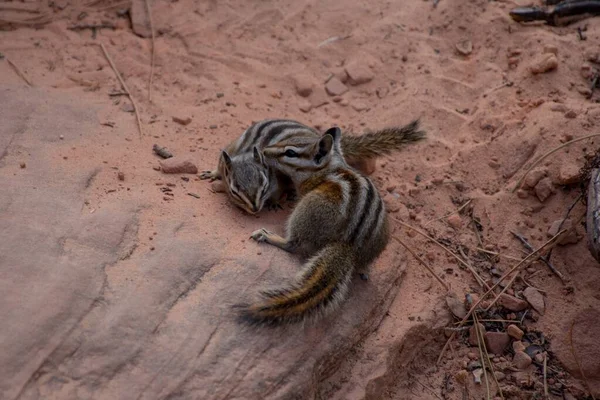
[199,170,219,181]
[250,228,272,242]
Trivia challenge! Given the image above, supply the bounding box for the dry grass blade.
[4,56,33,86]
[513,133,600,192]
[543,353,548,400]
[392,236,449,291]
[393,217,488,289]
[473,314,491,399]
[145,0,156,101]
[484,230,565,312]
[436,230,566,364]
[423,199,472,227]
[97,43,144,139]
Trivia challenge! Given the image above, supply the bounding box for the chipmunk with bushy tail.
[200,119,425,214]
[234,126,390,325]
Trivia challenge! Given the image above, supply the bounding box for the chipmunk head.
[262,126,344,182]
[221,147,273,214]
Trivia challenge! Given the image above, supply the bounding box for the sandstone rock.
[455,39,473,56]
[117,171,125,181]
[523,168,547,189]
[513,351,533,369]
[130,0,152,38]
[502,141,538,179]
[447,214,463,229]
[507,324,524,340]
[498,293,528,311]
[160,158,198,174]
[309,87,329,108]
[529,53,558,74]
[172,115,192,126]
[446,292,467,319]
[469,323,485,346]
[534,177,554,202]
[564,109,577,119]
[513,340,526,352]
[293,74,314,97]
[485,332,510,355]
[556,164,581,185]
[345,61,374,85]
[543,45,558,55]
[523,287,545,314]
[298,99,312,113]
[325,77,348,96]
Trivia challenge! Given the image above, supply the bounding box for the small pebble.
[513,351,533,370]
[117,171,125,181]
[507,324,524,340]
[534,178,554,202]
[529,53,558,74]
[59,135,64,140]
[523,287,545,314]
[325,77,349,96]
[19,162,26,169]
[345,60,374,85]
[447,214,463,229]
[172,115,192,126]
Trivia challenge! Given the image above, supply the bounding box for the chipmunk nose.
[251,204,259,213]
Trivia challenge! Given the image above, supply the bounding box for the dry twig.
[510,231,566,283]
[423,199,472,227]
[145,0,156,101]
[437,231,565,364]
[97,43,144,138]
[4,56,32,86]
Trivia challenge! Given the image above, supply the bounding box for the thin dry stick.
[543,353,549,400]
[393,217,488,289]
[510,231,566,283]
[393,236,449,291]
[513,133,600,192]
[98,43,144,138]
[473,247,521,261]
[570,321,597,400]
[145,0,155,101]
[436,231,565,364]
[484,231,565,312]
[5,56,32,86]
[473,314,491,400]
[423,199,472,227]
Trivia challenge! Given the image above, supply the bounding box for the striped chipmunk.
[235,125,397,326]
[199,119,425,214]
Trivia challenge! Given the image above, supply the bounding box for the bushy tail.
[340,119,426,160]
[235,244,355,326]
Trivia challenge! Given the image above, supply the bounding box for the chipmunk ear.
[315,132,335,164]
[253,146,266,166]
[221,150,232,174]
[323,126,341,141]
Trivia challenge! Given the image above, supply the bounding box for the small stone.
[455,370,469,384]
[469,323,485,346]
[159,158,198,174]
[543,45,558,55]
[534,353,545,363]
[507,324,524,340]
[495,371,506,381]
[467,351,479,360]
[447,214,463,229]
[498,293,529,311]
[513,351,533,370]
[172,115,192,126]
[547,218,579,245]
[556,164,581,185]
[117,171,125,181]
[513,341,526,353]
[325,77,348,96]
[19,162,26,169]
[455,39,473,56]
[472,368,483,384]
[59,135,64,140]
[309,88,329,108]
[216,92,224,98]
[523,168,547,189]
[120,103,134,113]
[298,99,312,113]
[534,178,554,202]
[351,101,368,112]
[345,61,374,85]
[529,53,558,74]
[581,63,594,79]
[446,292,467,319]
[485,332,511,355]
[517,189,528,199]
[564,110,577,119]
[550,103,567,112]
[130,0,151,38]
[209,125,218,129]
[211,181,225,193]
[293,74,314,97]
[523,287,545,315]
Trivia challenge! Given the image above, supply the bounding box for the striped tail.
[340,119,425,160]
[235,244,355,326]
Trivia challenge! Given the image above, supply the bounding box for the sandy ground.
[2,0,600,399]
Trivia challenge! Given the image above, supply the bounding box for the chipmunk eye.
[284,149,298,158]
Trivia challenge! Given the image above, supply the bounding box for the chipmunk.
[200,119,425,214]
[235,126,390,325]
